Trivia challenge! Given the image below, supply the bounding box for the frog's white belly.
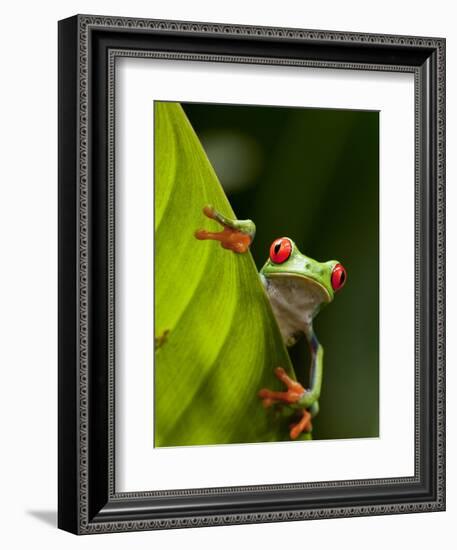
[262,274,327,346]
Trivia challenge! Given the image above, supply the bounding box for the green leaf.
[154,102,297,447]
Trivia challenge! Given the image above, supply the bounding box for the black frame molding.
[58,14,445,534]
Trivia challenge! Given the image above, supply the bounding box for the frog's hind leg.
[258,368,313,440]
[194,205,256,254]
[258,367,312,440]
[309,401,319,418]
[258,367,305,406]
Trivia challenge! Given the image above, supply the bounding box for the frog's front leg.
[259,325,323,440]
[195,205,256,253]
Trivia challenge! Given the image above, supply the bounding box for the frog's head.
[260,237,346,307]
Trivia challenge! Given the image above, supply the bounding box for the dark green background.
[183,103,379,440]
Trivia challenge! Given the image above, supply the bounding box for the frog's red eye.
[269,238,292,264]
[331,263,347,292]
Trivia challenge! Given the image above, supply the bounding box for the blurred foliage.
[154,102,309,447]
[182,102,380,440]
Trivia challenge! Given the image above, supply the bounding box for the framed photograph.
[58,14,445,534]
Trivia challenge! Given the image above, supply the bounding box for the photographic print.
[154,101,379,447]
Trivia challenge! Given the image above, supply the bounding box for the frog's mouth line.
[266,272,332,304]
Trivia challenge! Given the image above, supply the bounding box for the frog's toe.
[221,233,251,253]
[202,205,217,220]
[289,409,312,440]
[259,395,277,408]
[195,229,218,241]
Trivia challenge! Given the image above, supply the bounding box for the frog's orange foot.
[258,367,305,407]
[154,329,170,351]
[194,227,251,253]
[194,205,253,254]
[289,410,312,440]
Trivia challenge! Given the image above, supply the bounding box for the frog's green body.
[260,240,343,417]
[260,242,338,346]
[195,206,346,439]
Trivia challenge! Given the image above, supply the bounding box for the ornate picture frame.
[58,14,445,534]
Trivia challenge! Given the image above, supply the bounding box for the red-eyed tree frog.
[195,205,347,440]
